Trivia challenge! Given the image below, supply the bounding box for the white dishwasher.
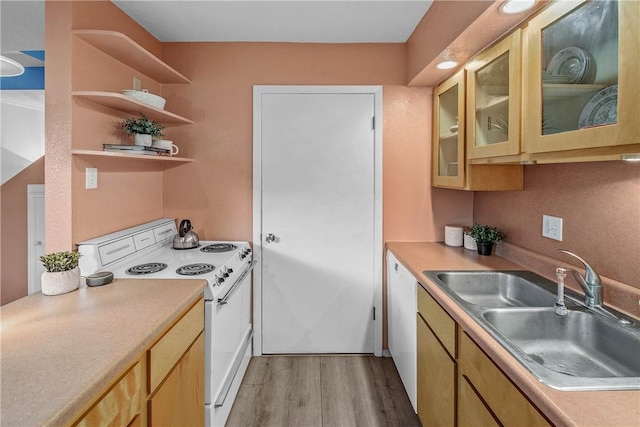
[387,251,417,412]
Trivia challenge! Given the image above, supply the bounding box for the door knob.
[265,233,277,243]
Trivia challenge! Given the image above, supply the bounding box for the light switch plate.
[542,214,562,241]
[133,77,141,91]
[86,168,98,189]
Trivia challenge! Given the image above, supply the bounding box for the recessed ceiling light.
[621,154,640,162]
[0,55,25,77]
[436,60,458,70]
[500,0,536,15]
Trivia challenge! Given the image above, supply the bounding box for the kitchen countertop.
[0,278,206,427]
[387,242,640,427]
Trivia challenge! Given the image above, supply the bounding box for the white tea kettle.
[173,219,200,249]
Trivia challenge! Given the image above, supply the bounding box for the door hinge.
[373,307,376,321]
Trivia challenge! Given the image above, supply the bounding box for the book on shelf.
[103,144,171,156]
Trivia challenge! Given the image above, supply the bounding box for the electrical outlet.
[542,214,562,241]
[86,168,98,189]
[133,77,141,91]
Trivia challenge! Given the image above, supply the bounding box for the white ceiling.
[0,1,433,50]
[0,1,45,52]
[112,0,434,43]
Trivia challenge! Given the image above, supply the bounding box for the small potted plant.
[40,251,82,296]
[121,113,165,147]
[469,223,504,256]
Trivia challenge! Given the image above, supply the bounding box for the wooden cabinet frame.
[523,0,640,154]
[466,30,522,159]
[432,69,466,189]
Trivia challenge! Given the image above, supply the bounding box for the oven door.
[205,260,255,427]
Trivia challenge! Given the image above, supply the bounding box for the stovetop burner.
[201,243,238,253]
[176,263,216,276]
[126,263,168,275]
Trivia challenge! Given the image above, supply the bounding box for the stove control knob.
[216,274,225,285]
[227,267,234,274]
[222,267,230,278]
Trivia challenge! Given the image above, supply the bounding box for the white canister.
[464,233,478,251]
[444,225,464,247]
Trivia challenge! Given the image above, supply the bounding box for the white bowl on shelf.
[122,89,166,109]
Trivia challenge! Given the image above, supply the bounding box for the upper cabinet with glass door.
[432,70,465,188]
[467,30,522,159]
[523,0,640,154]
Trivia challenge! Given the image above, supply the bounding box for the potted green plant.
[468,223,504,256]
[121,113,165,147]
[40,251,82,296]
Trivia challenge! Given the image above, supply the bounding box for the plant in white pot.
[468,223,504,256]
[40,251,82,296]
[121,113,165,147]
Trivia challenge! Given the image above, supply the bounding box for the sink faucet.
[558,249,602,308]
[554,267,569,315]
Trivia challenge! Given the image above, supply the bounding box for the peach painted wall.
[1,157,45,305]
[46,0,167,249]
[474,162,640,288]
[159,42,472,243]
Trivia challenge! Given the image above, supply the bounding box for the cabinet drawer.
[148,298,204,392]
[417,284,456,357]
[458,374,500,427]
[75,361,142,427]
[459,332,550,426]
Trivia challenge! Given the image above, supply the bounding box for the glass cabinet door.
[467,30,522,159]
[524,0,639,154]
[432,70,465,188]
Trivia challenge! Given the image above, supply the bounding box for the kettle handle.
[179,219,191,237]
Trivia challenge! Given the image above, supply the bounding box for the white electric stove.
[77,218,254,427]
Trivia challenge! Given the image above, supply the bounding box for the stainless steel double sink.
[423,270,640,391]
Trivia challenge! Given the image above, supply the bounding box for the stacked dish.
[545,46,596,84]
[122,89,166,109]
[578,85,617,128]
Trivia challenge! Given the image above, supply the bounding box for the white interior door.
[27,184,45,294]
[256,88,380,354]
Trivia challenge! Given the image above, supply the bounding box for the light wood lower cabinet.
[416,284,550,427]
[71,298,204,427]
[458,332,550,427]
[417,285,456,426]
[149,332,205,426]
[74,362,143,427]
[457,375,499,427]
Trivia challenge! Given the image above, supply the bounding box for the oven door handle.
[217,260,257,306]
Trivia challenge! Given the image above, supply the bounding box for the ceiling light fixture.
[500,0,536,15]
[0,55,25,77]
[436,60,458,70]
[620,154,640,162]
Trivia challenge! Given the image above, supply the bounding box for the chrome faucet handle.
[558,250,602,287]
[558,249,603,307]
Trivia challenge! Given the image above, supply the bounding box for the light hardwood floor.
[227,356,421,427]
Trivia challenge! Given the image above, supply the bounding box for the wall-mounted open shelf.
[73,30,191,84]
[72,91,193,125]
[72,149,194,163]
